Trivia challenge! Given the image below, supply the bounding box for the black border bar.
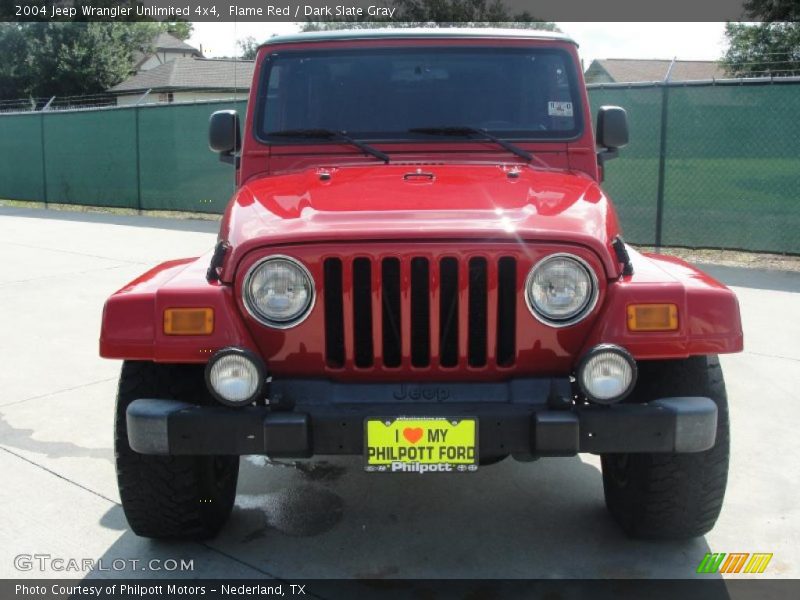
[1,1,772,23]
[4,578,800,600]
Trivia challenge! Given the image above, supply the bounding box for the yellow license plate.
[364,417,478,473]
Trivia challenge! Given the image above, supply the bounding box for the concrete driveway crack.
[0,264,135,288]
[744,350,800,363]
[4,241,152,265]
[0,445,284,580]
[0,445,117,504]
[0,377,117,408]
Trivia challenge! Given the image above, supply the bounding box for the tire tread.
[115,361,238,540]
[601,356,730,539]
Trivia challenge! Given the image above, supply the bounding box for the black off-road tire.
[601,355,730,539]
[115,361,239,540]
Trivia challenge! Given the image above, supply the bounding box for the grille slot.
[410,257,431,367]
[439,257,459,368]
[323,258,345,368]
[323,253,517,370]
[468,257,488,367]
[381,258,402,368]
[496,256,517,367]
[352,258,373,368]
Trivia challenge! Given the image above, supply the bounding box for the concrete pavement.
[1,206,798,580]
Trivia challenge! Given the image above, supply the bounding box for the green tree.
[723,22,800,77]
[0,22,161,100]
[237,36,259,60]
[0,24,29,100]
[743,0,799,21]
[302,0,558,31]
[164,21,193,41]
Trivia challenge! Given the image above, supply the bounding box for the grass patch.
[0,199,222,222]
[605,157,800,253]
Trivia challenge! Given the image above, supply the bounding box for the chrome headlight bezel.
[525,253,599,327]
[242,255,315,329]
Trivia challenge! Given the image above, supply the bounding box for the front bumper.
[126,389,717,457]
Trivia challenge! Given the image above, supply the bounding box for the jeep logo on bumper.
[393,385,450,401]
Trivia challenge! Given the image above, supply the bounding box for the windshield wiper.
[267,128,390,164]
[408,126,532,162]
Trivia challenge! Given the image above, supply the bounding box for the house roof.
[132,32,203,70]
[586,59,726,83]
[111,58,255,93]
[152,32,202,54]
[263,28,575,48]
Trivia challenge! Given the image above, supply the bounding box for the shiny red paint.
[217,164,623,283]
[100,254,259,363]
[99,244,743,377]
[99,31,743,378]
[232,242,608,380]
[578,249,743,360]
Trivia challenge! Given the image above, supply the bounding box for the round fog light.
[577,345,637,404]
[205,348,266,407]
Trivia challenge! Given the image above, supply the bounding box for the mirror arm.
[597,147,618,168]
[595,147,618,183]
[219,151,240,168]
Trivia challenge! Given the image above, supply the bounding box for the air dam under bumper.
[126,397,718,457]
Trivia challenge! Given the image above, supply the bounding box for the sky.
[187,22,730,67]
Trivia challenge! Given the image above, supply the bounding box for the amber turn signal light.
[164,308,214,335]
[627,304,678,332]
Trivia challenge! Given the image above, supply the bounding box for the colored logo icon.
[696,553,773,574]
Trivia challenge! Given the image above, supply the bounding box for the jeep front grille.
[323,255,517,370]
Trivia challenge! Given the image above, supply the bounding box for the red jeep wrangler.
[100,29,743,541]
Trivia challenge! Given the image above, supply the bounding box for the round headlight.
[205,348,266,407]
[526,253,597,326]
[244,256,314,328]
[577,345,637,404]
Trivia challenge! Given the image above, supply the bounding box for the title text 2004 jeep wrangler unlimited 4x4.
[100,29,743,541]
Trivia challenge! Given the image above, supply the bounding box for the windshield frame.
[253,45,585,146]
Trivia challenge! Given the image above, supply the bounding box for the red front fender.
[100,248,743,371]
[99,253,258,363]
[580,249,743,360]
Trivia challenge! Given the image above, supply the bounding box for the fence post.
[40,110,48,209]
[132,90,152,214]
[134,104,142,214]
[654,59,675,251]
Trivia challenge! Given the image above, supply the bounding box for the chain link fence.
[0,94,117,113]
[588,78,800,254]
[0,80,798,253]
[0,97,246,214]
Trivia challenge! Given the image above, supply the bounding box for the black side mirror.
[596,105,629,149]
[596,105,629,166]
[209,110,241,165]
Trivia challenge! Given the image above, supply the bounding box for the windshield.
[255,46,583,142]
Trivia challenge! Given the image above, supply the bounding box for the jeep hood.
[219,164,623,281]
